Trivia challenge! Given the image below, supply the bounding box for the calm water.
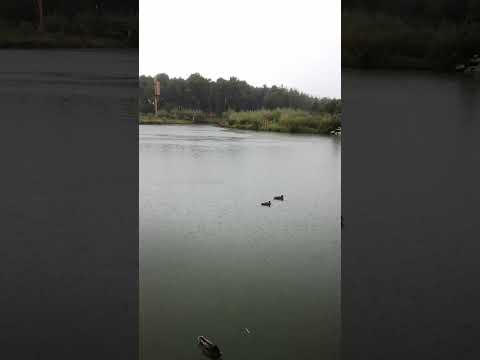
[140,125,341,360]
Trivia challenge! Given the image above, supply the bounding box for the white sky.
[140,0,341,98]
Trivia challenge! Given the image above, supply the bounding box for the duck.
[273,195,284,201]
[198,336,222,359]
[261,201,271,207]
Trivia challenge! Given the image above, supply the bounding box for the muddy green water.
[140,125,341,360]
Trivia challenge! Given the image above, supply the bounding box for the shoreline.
[342,64,480,75]
[0,34,133,48]
[139,116,341,136]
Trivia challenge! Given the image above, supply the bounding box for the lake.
[140,125,341,360]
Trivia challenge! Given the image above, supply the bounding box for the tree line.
[342,0,480,71]
[342,0,480,23]
[139,73,341,115]
[0,1,138,47]
[1,1,137,23]
[343,0,480,23]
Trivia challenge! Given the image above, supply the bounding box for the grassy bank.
[139,111,219,125]
[140,109,341,136]
[221,109,341,135]
[343,10,480,72]
[139,115,193,125]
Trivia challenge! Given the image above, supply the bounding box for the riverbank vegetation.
[140,109,341,136]
[140,110,218,125]
[0,1,137,48]
[139,73,341,135]
[223,110,341,134]
[343,0,480,72]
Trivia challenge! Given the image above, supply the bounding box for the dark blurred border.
[342,1,480,359]
[1,1,138,48]
[342,0,480,73]
[0,48,138,358]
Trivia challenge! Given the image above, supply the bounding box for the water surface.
[140,125,340,360]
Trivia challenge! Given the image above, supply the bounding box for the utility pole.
[154,79,160,116]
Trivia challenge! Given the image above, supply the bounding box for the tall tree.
[139,73,339,115]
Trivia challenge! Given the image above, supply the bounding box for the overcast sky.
[140,0,340,98]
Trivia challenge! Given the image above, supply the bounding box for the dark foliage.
[342,0,478,22]
[139,73,341,115]
[1,1,137,22]
[343,0,480,71]
[0,0,138,47]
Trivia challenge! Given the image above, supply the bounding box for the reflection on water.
[140,125,340,360]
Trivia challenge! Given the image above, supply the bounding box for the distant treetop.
[139,73,341,115]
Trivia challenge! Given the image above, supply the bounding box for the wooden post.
[154,79,161,116]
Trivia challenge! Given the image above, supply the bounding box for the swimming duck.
[273,195,284,201]
[261,201,271,207]
[198,336,222,359]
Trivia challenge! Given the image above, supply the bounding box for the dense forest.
[0,1,138,47]
[1,1,137,20]
[139,73,341,115]
[343,0,480,71]
[139,73,341,135]
[343,0,480,21]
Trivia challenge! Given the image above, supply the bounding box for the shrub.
[272,110,281,122]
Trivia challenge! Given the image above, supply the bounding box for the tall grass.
[224,109,341,134]
[140,108,341,135]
